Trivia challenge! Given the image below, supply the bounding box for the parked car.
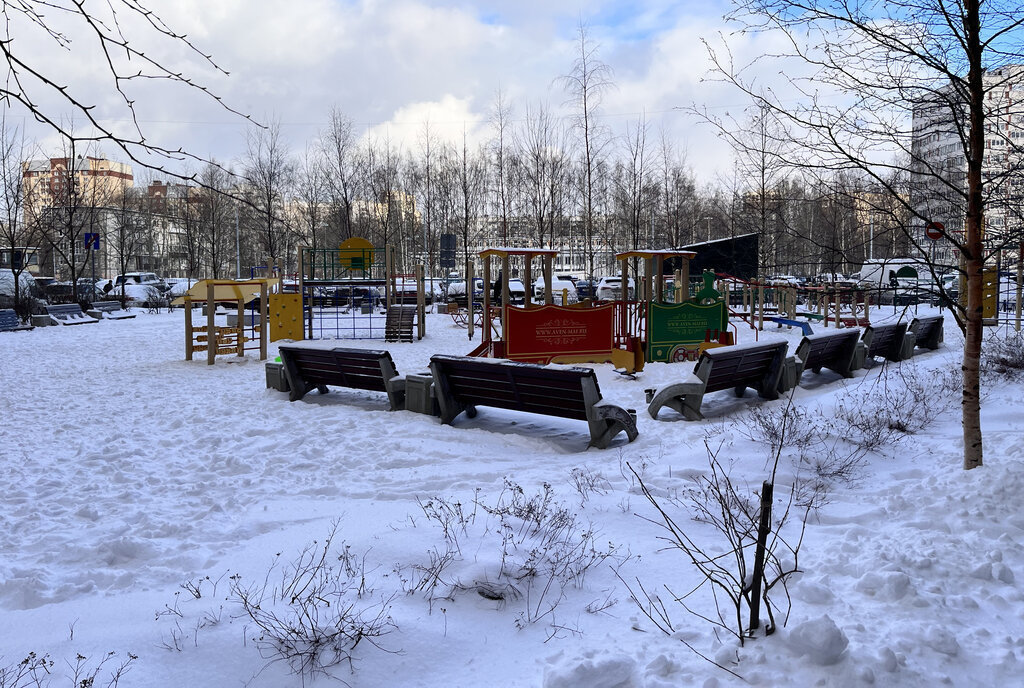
[311,285,382,308]
[114,272,170,293]
[532,275,578,304]
[447,278,484,306]
[503,279,528,305]
[574,278,597,300]
[595,276,636,301]
[0,270,46,313]
[118,283,164,308]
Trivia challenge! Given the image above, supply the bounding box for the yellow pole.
[260,281,268,360]
[184,294,193,361]
[206,281,216,366]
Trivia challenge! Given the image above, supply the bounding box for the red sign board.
[925,221,944,240]
[504,304,614,364]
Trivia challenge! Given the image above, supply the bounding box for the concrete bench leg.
[588,403,639,449]
[647,383,705,421]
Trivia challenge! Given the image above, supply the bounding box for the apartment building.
[911,65,1024,267]
[22,155,134,221]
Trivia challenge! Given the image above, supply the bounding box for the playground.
[3,302,1024,688]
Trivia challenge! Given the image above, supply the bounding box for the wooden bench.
[863,322,913,363]
[908,316,943,351]
[0,308,33,332]
[648,341,789,421]
[794,329,863,380]
[87,300,137,320]
[46,303,98,325]
[428,354,638,450]
[278,345,406,410]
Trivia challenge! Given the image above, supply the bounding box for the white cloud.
[9,0,812,181]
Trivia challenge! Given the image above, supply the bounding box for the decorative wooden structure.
[180,279,271,365]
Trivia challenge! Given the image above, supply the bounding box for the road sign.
[440,233,456,269]
[84,232,100,250]
[925,221,944,241]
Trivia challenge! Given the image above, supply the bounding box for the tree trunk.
[962,0,984,470]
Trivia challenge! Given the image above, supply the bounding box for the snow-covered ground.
[1,305,1022,687]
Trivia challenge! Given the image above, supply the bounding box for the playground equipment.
[178,279,276,365]
[297,241,426,342]
[720,276,871,333]
[467,247,720,372]
[608,250,736,364]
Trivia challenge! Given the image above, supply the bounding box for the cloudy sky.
[10,0,794,181]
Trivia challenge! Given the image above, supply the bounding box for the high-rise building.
[911,65,1024,267]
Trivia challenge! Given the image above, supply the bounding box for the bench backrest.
[696,342,788,394]
[910,316,942,338]
[0,308,22,331]
[92,301,124,312]
[47,303,86,318]
[865,322,908,358]
[796,329,861,370]
[430,355,594,421]
[279,346,397,393]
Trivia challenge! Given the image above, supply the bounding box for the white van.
[857,259,933,289]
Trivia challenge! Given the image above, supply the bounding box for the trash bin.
[265,362,290,392]
[406,373,439,416]
[779,355,801,393]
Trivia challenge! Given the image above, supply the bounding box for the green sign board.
[647,301,729,363]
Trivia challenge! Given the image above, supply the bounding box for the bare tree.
[560,22,615,277]
[614,113,658,251]
[488,89,515,246]
[365,134,404,259]
[518,102,568,249]
[196,162,237,279]
[243,120,296,267]
[712,0,1024,469]
[36,134,126,303]
[455,130,486,266]
[318,109,363,245]
[294,146,330,259]
[0,118,42,318]
[107,185,149,291]
[1,1,252,180]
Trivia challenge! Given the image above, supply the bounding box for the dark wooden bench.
[277,345,406,410]
[794,329,863,380]
[647,341,789,421]
[0,308,33,332]
[87,300,137,320]
[428,354,638,449]
[908,316,943,351]
[863,322,913,363]
[46,303,98,325]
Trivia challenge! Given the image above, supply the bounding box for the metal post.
[235,206,241,280]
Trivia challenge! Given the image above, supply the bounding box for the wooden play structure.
[465,247,729,372]
[722,277,871,334]
[297,241,426,342]
[179,279,276,365]
[619,250,735,364]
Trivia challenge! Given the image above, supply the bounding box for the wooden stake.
[748,481,774,635]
